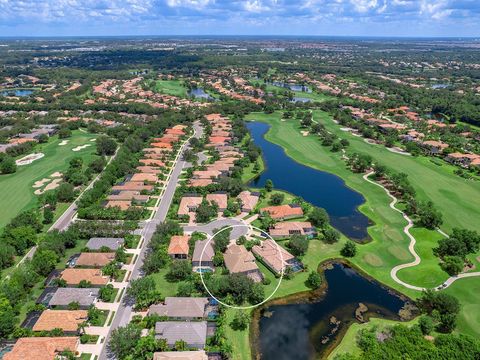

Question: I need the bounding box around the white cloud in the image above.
[244,0,270,13]
[350,0,378,13]
[166,0,214,8]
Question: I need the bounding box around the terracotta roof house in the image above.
[260,204,304,220]
[105,200,131,211]
[421,140,449,154]
[208,136,230,146]
[223,244,263,282]
[107,191,149,203]
[48,288,100,308]
[178,195,203,216]
[4,337,79,360]
[252,239,301,275]
[86,237,125,251]
[189,178,214,187]
[165,128,186,136]
[112,181,153,192]
[141,158,166,167]
[148,297,209,320]
[237,191,260,212]
[168,235,190,259]
[151,142,173,149]
[192,240,215,272]
[269,221,316,239]
[60,269,109,287]
[32,310,88,332]
[206,193,228,211]
[75,252,115,267]
[136,166,162,174]
[153,351,208,360]
[131,173,158,183]
[192,170,222,179]
[155,321,207,349]
[445,152,480,168]
[378,123,407,133]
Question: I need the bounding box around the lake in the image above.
[188,87,215,100]
[270,81,312,93]
[247,121,370,241]
[0,89,34,97]
[256,262,408,360]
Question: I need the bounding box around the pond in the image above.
[256,262,408,360]
[0,89,34,97]
[292,97,312,103]
[188,87,215,100]
[270,81,312,93]
[247,121,370,241]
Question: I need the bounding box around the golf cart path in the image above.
[363,171,480,292]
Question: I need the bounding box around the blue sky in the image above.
[0,0,479,37]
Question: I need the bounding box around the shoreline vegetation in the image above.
[234,110,480,359]
[249,259,415,360]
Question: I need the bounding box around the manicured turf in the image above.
[0,130,98,229]
[445,277,480,338]
[153,79,187,97]
[243,111,480,338]
[396,228,450,288]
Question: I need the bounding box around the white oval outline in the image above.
[199,224,284,310]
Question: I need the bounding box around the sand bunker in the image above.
[364,138,379,145]
[72,144,91,152]
[44,178,62,191]
[300,130,310,136]
[59,140,69,146]
[387,147,411,156]
[34,178,62,195]
[340,127,354,132]
[16,153,44,166]
[90,138,96,142]
[50,172,62,178]
[33,178,51,188]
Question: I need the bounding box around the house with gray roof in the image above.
[192,240,215,273]
[86,237,125,251]
[48,288,100,309]
[155,321,207,349]
[148,297,209,320]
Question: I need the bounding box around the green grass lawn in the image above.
[153,79,187,97]
[396,228,449,288]
[0,130,98,229]
[328,317,419,359]
[147,269,185,297]
[241,156,265,183]
[243,110,480,338]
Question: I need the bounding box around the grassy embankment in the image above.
[241,111,480,343]
[0,130,98,230]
